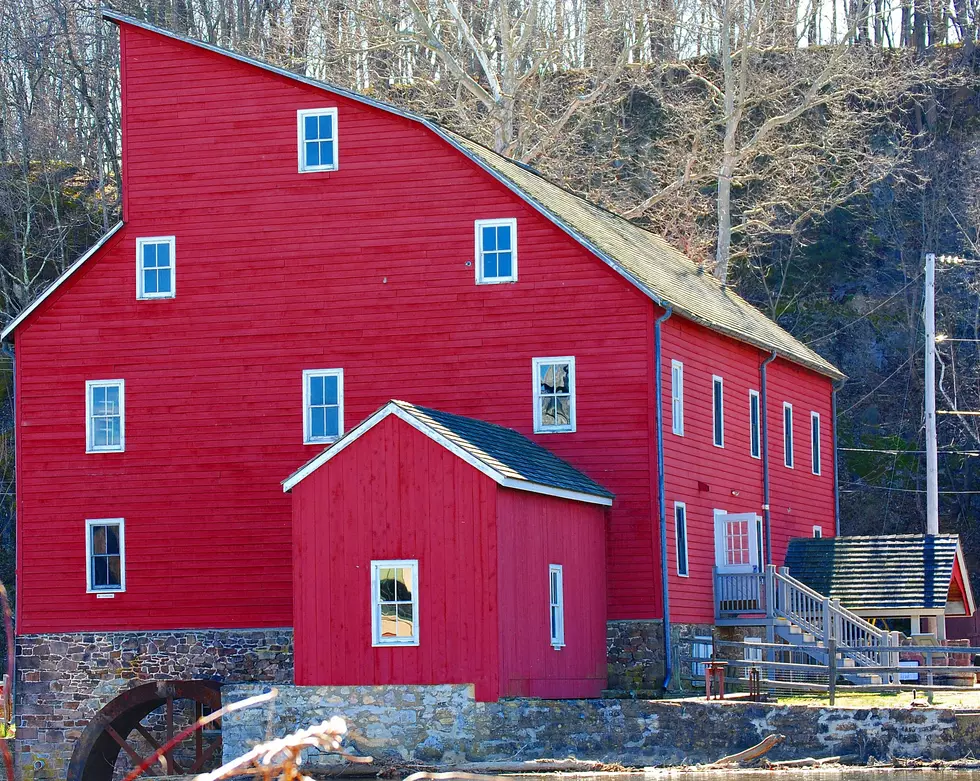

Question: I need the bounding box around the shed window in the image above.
[549,564,565,649]
[371,560,418,646]
[749,390,761,459]
[475,219,517,283]
[136,237,175,299]
[86,380,125,453]
[712,376,724,447]
[303,369,344,444]
[671,360,684,436]
[675,502,689,577]
[86,518,125,593]
[811,411,821,475]
[298,108,338,172]
[783,403,794,468]
[533,357,575,433]
[813,525,823,538]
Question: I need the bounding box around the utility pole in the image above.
[924,252,939,535]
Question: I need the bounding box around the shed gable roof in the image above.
[3,9,843,382]
[784,534,975,615]
[282,400,615,506]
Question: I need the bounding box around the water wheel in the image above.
[67,680,223,781]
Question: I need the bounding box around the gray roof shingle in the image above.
[784,534,963,611]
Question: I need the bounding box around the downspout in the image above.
[760,350,777,566]
[654,305,673,691]
[832,379,845,537]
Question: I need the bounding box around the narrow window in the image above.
[475,218,518,284]
[303,369,344,444]
[371,560,418,646]
[86,519,125,593]
[783,403,794,468]
[749,390,761,459]
[86,380,125,453]
[756,515,765,569]
[136,237,175,300]
[811,411,821,475]
[712,376,724,447]
[692,635,713,678]
[675,502,689,577]
[298,108,338,172]
[533,357,575,433]
[671,360,684,436]
[813,525,823,538]
[549,564,565,649]
[743,637,762,678]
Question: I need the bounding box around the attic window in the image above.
[303,369,344,444]
[475,219,517,284]
[136,237,175,300]
[298,108,338,172]
[533,357,575,433]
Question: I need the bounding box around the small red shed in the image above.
[283,400,612,701]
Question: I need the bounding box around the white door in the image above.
[714,511,761,573]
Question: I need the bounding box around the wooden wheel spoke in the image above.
[188,737,221,774]
[104,724,160,777]
[133,723,186,775]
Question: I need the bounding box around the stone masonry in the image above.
[15,629,293,781]
[606,620,714,694]
[223,682,980,767]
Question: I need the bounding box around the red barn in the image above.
[3,9,848,777]
[284,400,610,700]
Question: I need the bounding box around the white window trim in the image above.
[474,218,518,284]
[749,389,761,459]
[297,107,339,173]
[533,356,576,434]
[813,525,823,538]
[674,501,689,577]
[783,402,794,468]
[302,369,344,445]
[549,564,565,649]
[85,518,126,594]
[85,379,125,453]
[712,375,725,448]
[371,559,419,647]
[811,411,821,475]
[135,236,176,300]
[671,360,684,436]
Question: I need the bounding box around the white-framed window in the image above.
[549,564,565,649]
[671,360,684,436]
[811,411,821,475]
[712,375,724,447]
[371,559,418,646]
[86,380,125,453]
[675,502,689,577]
[533,357,575,433]
[86,518,125,593]
[692,635,713,678]
[136,237,175,300]
[298,108,338,172]
[813,525,823,538]
[749,389,761,459]
[783,402,794,468]
[303,369,344,444]
[475,218,517,284]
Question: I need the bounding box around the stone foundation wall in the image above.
[14,628,293,781]
[606,620,714,694]
[222,682,980,767]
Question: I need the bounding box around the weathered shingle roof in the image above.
[785,534,965,612]
[283,400,614,505]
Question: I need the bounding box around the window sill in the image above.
[534,427,576,435]
[88,589,124,596]
[86,447,125,454]
[299,166,338,174]
[372,640,419,648]
[551,643,565,651]
[304,437,341,446]
[137,294,175,301]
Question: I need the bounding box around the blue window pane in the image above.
[323,376,338,405]
[483,255,498,279]
[497,225,511,250]
[325,406,339,436]
[156,243,170,266]
[143,243,156,268]
[309,377,324,406]
[306,141,320,167]
[109,417,120,445]
[311,406,326,438]
[157,270,171,294]
[482,226,496,251]
[318,140,334,167]
[305,115,318,140]
[319,114,333,139]
[144,269,157,294]
[497,252,512,278]
[105,387,119,413]
[93,386,106,408]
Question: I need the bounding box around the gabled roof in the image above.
[785,534,975,615]
[0,8,841,382]
[282,400,614,506]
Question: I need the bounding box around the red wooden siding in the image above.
[495,489,607,698]
[291,415,501,700]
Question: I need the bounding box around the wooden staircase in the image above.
[715,564,901,684]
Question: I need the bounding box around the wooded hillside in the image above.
[1,0,979,592]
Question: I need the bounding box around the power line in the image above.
[805,274,922,347]
[937,410,980,416]
[840,447,980,456]
[842,483,980,495]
